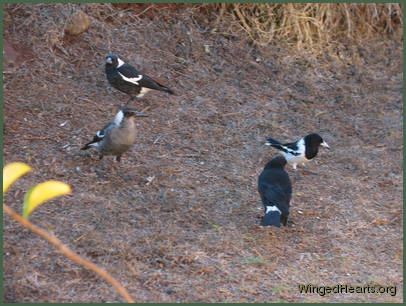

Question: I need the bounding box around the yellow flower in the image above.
[3,162,32,193]
[23,181,72,218]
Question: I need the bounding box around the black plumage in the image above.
[258,156,292,227]
[105,54,174,102]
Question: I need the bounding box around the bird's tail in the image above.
[81,142,95,150]
[261,210,281,227]
[265,137,283,148]
[161,86,175,95]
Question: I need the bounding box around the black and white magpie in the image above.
[105,54,175,102]
[265,133,330,170]
[81,108,148,162]
[258,155,292,227]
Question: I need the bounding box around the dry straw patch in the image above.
[210,3,402,48]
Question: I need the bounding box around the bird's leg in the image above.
[99,154,104,160]
[116,155,121,162]
[125,95,136,106]
[281,215,288,226]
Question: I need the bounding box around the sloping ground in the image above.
[3,4,403,302]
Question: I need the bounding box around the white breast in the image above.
[282,138,308,166]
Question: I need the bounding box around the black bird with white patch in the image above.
[81,108,148,162]
[105,54,175,102]
[258,155,292,227]
[265,133,330,170]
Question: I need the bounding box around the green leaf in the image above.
[240,256,264,264]
[23,186,35,218]
[211,223,222,231]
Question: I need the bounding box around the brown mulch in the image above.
[3,3,403,303]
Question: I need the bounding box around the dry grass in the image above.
[3,3,403,303]
[208,3,403,48]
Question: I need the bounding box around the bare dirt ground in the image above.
[3,4,403,303]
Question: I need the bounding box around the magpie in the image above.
[265,133,330,170]
[258,156,292,227]
[81,108,148,162]
[105,54,175,103]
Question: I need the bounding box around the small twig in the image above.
[3,204,135,303]
[77,97,104,112]
[4,135,64,144]
[140,106,150,113]
[153,135,162,144]
[174,154,200,158]
[133,4,154,18]
[222,112,241,117]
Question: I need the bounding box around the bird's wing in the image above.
[96,121,115,139]
[117,64,167,90]
[265,137,282,146]
[118,63,173,92]
[137,73,172,91]
[82,121,114,149]
[117,63,143,78]
[259,182,290,215]
[266,137,296,155]
[279,141,301,156]
[116,64,145,86]
[266,137,301,156]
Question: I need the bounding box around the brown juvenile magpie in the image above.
[81,108,148,162]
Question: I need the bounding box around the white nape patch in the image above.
[266,205,281,214]
[137,87,151,97]
[113,110,124,126]
[118,72,143,85]
[117,57,125,68]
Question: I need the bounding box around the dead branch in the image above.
[3,204,135,303]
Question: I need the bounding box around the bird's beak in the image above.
[321,141,330,149]
[134,111,149,117]
[106,57,113,64]
[264,141,271,146]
